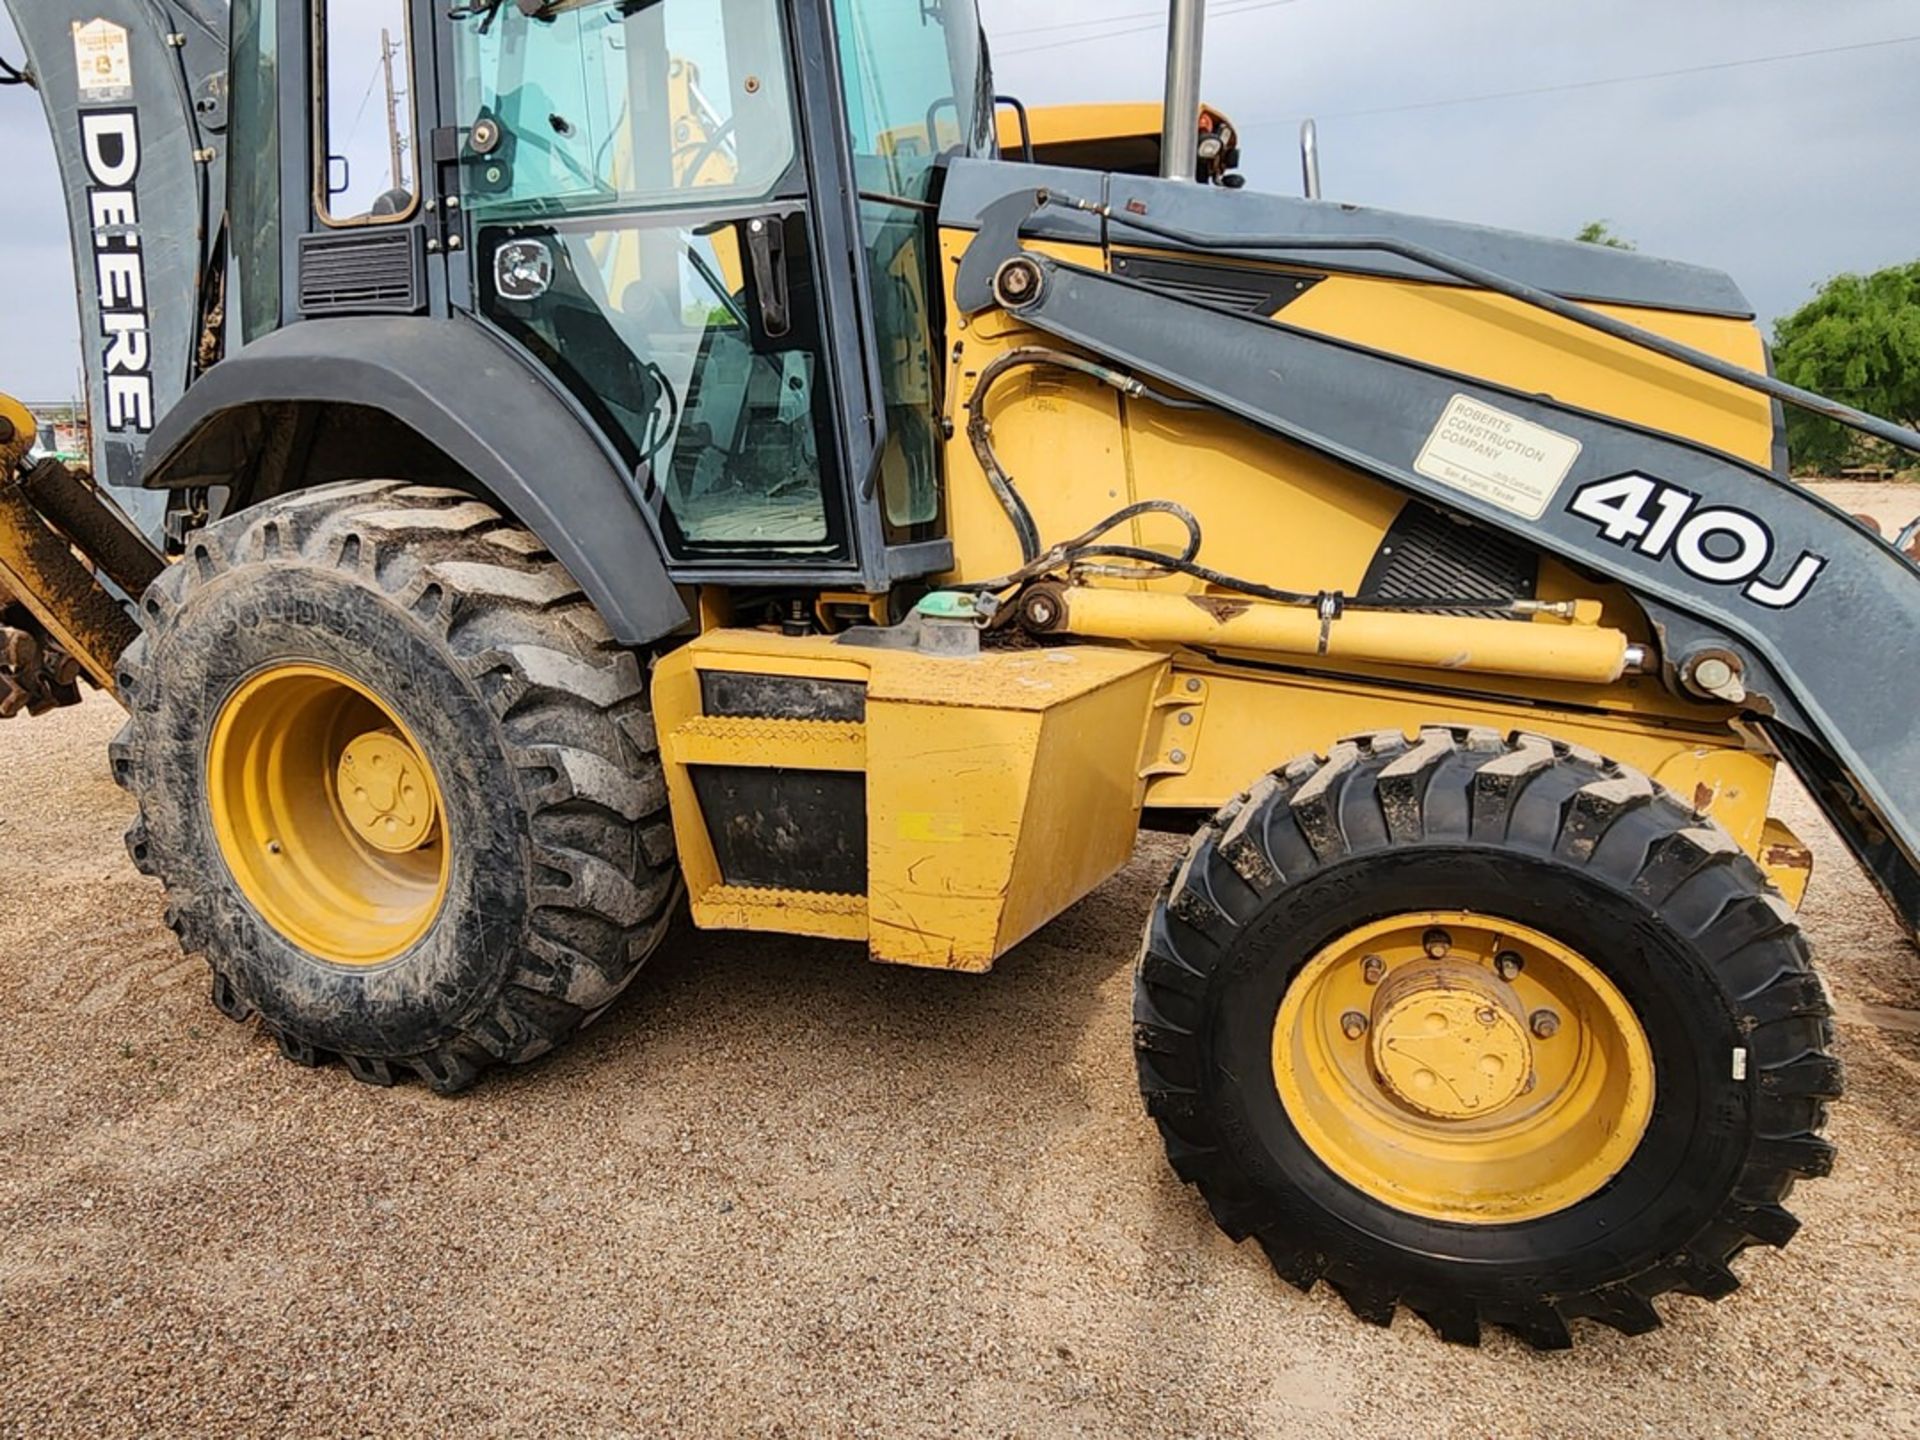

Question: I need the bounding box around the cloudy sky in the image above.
[1,0,1914,399]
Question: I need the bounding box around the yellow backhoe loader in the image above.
[2,0,1915,1348]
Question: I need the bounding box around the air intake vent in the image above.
[298,228,425,316]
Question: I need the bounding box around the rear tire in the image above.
[111,481,680,1092]
[1134,725,1841,1347]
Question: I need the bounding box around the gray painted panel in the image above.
[3,0,228,540]
[940,158,1754,319]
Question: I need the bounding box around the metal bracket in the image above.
[1139,674,1208,778]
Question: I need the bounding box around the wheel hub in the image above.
[337,729,439,854]
[1271,911,1655,1224]
[1368,961,1532,1120]
[206,663,450,966]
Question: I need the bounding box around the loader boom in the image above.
[953,178,1920,926]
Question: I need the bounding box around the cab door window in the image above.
[455,0,796,213]
[314,0,419,224]
[457,0,847,563]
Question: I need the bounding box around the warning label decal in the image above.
[72,18,133,103]
[1414,394,1582,521]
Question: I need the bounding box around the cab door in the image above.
[449,0,914,586]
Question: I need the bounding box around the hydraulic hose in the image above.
[961,351,1571,618]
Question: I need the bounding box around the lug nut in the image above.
[1361,953,1386,985]
[1530,1009,1561,1039]
[1340,1011,1369,1041]
[1422,927,1452,959]
[1494,950,1525,981]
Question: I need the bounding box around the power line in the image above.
[342,54,384,151]
[1000,0,1297,57]
[998,0,1299,58]
[1312,32,1920,121]
[995,0,1290,41]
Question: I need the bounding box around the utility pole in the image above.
[380,28,408,194]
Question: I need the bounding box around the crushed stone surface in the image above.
[1,485,1915,1438]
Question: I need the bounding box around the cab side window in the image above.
[314,0,418,225]
[832,0,987,537]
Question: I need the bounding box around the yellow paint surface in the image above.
[654,631,1166,970]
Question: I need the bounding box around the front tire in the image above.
[1134,726,1841,1347]
[112,481,679,1091]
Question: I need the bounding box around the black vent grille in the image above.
[298,228,425,316]
[1358,502,1539,617]
[1111,253,1322,315]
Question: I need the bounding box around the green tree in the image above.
[1773,261,1920,474]
[1575,220,1635,251]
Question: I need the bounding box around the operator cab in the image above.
[260,0,993,592]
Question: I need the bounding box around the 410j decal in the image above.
[1567,473,1826,609]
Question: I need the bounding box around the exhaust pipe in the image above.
[1160,0,1206,181]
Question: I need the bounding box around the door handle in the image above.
[745,215,790,339]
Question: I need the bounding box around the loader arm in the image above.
[955,183,1920,931]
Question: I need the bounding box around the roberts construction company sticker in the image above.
[72,18,133,103]
[1414,394,1582,520]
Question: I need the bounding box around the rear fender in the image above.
[142,316,689,646]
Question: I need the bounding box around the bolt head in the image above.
[1529,1009,1561,1039]
[1494,950,1525,981]
[1340,1011,1369,1040]
[1178,712,1194,726]
[1360,953,1386,985]
[1422,927,1452,959]
[1168,749,1187,765]
[1185,678,1202,693]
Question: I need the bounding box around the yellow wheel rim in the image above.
[207,663,450,966]
[1272,911,1654,1224]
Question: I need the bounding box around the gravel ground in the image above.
[1,485,1916,1438]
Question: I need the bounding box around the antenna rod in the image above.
[1160,0,1205,181]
